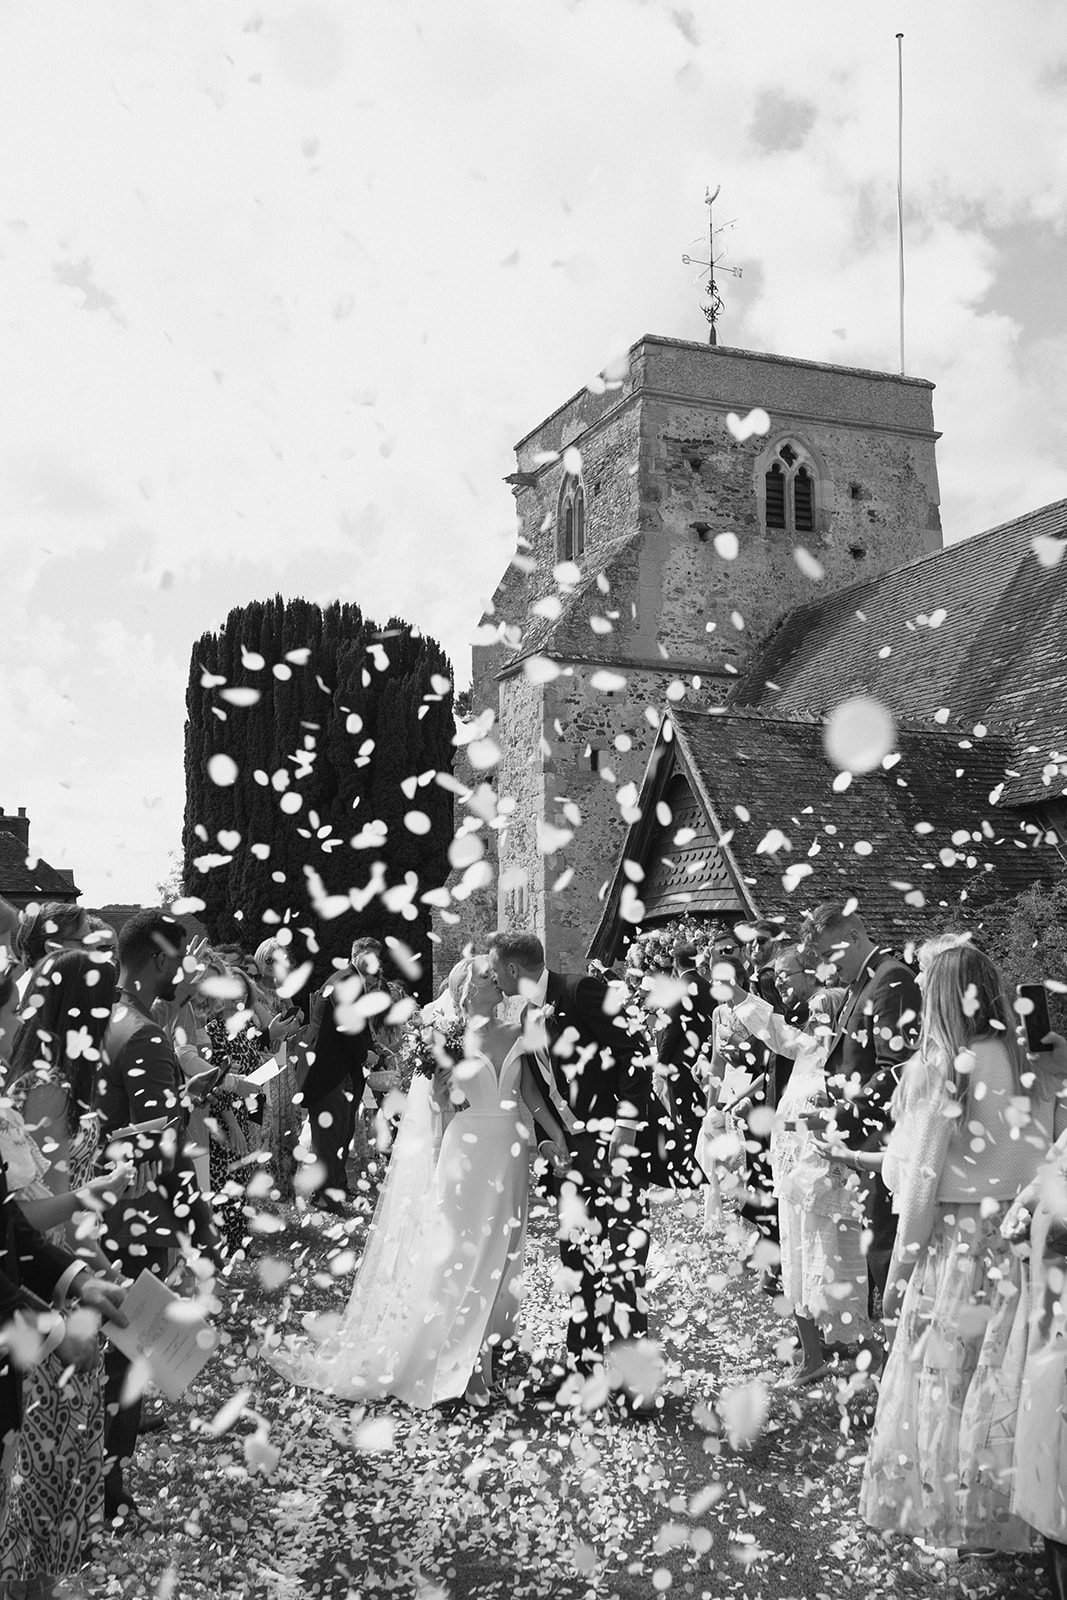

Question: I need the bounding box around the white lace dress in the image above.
[271,1038,532,1407]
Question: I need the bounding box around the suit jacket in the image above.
[1,1163,77,1439]
[539,970,644,1131]
[299,966,374,1104]
[657,970,716,1134]
[99,991,204,1250]
[823,950,921,1150]
[538,971,702,1188]
[753,965,797,1109]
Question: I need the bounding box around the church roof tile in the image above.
[731,497,1067,805]
[588,706,1061,960]
[670,706,1059,937]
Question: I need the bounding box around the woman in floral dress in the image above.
[192,955,267,1257]
[860,942,1064,1551]
[251,938,305,1200]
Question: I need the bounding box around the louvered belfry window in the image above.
[793,466,814,532]
[765,442,817,535]
[765,463,786,529]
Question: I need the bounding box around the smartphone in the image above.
[1017,982,1053,1053]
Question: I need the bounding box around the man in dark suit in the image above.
[656,941,716,1161]
[297,936,382,1212]
[800,902,921,1313]
[488,931,650,1388]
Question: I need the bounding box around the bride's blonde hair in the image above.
[453,955,491,1020]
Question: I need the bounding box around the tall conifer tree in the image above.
[183,597,453,995]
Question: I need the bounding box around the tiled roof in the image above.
[588,706,1062,960]
[499,531,643,673]
[672,707,1060,934]
[730,497,1067,804]
[0,831,80,901]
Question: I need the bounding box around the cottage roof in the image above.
[0,830,80,902]
[731,496,1067,805]
[588,706,1061,961]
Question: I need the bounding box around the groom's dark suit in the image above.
[530,969,650,1369]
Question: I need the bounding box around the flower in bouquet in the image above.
[399,1016,466,1080]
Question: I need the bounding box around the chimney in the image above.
[0,807,30,850]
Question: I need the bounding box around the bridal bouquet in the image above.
[399,1016,466,1080]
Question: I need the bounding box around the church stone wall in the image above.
[495,668,549,941]
[497,662,727,973]
[643,400,942,669]
[512,397,644,604]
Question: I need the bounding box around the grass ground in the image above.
[81,1184,1051,1600]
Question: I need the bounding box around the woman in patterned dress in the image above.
[0,949,131,1581]
[251,938,305,1201]
[194,959,268,1256]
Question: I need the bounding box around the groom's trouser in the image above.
[558,1132,650,1370]
[306,1077,358,1199]
[863,1169,897,1318]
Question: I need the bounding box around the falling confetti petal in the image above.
[823,694,896,773]
[725,407,771,440]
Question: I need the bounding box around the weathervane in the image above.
[681,185,743,345]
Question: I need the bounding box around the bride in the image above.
[270,954,569,1407]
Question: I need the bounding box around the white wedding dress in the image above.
[270,1037,532,1407]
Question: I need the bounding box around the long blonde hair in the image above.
[895,940,1025,1127]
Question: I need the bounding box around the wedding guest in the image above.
[252,936,305,1200]
[724,952,868,1386]
[800,902,921,1312]
[0,967,130,1566]
[15,902,91,999]
[749,921,796,1110]
[298,936,382,1212]
[1004,1125,1067,1597]
[357,938,410,1121]
[0,899,20,979]
[656,942,716,1166]
[860,941,1061,1551]
[98,909,218,1529]
[706,930,778,1266]
[206,956,273,1254]
[0,951,131,1581]
[746,919,790,998]
[85,915,118,960]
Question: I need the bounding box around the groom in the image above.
[487,931,649,1389]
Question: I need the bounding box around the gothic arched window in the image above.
[558,476,586,563]
[763,440,819,535]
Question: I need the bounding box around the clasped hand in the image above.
[536,1139,570,1175]
[56,1276,131,1373]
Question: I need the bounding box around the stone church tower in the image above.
[448,334,941,974]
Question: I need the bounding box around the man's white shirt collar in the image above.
[528,968,549,1009]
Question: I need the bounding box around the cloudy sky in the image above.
[2,0,1065,907]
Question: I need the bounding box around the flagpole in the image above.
[896,31,905,375]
